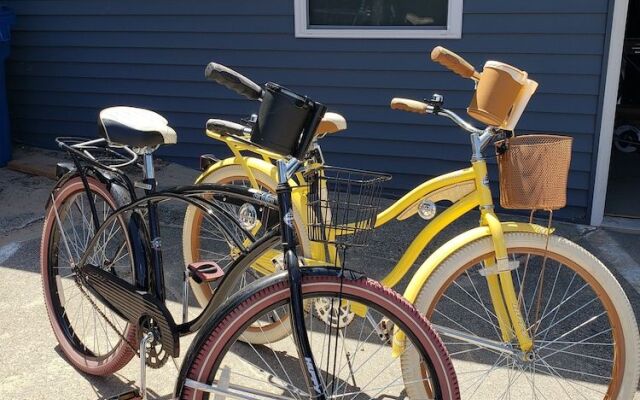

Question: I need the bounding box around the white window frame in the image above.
[294,0,463,39]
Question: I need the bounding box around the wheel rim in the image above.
[426,246,623,399]
[46,187,134,360]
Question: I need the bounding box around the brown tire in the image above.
[177,274,459,399]
[41,177,137,376]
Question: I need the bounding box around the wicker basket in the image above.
[496,134,573,210]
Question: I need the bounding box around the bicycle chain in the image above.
[74,278,139,356]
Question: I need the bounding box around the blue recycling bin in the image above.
[0,7,15,167]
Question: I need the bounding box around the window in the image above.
[295,0,462,39]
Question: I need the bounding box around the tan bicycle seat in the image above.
[316,112,347,136]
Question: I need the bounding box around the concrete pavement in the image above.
[0,145,639,399]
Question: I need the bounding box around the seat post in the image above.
[139,148,166,301]
[142,151,155,187]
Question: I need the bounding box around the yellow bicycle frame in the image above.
[199,129,538,352]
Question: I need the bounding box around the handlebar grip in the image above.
[390,98,430,114]
[206,119,251,136]
[205,63,263,100]
[430,46,480,80]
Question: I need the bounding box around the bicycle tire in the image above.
[401,232,640,399]
[41,177,137,376]
[176,271,459,399]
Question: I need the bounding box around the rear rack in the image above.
[56,137,139,171]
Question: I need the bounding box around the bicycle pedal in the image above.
[105,389,141,400]
[187,261,225,284]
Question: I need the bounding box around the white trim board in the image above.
[591,0,630,226]
[294,0,463,39]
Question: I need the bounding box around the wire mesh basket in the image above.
[305,166,391,247]
[496,134,573,210]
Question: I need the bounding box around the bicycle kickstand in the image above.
[106,331,154,400]
[138,331,154,400]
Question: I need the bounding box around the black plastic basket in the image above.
[306,166,391,247]
[251,82,323,157]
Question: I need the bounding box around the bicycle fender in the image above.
[127,210,152,291]
[45,168,79,210]
[403,221,551,304]
[391,221,552,357]
[195,156,278,186]
[45,165,129,210]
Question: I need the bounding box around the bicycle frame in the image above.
[58,125,332,397]
[57,140,282,337]
[201,128,536,352]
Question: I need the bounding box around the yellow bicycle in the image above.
[183,48,640,399]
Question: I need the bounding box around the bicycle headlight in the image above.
[417,199,437,220]
[238,203,258,230]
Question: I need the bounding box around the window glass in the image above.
[308,0,448,28]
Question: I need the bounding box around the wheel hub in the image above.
[314,297,355,328]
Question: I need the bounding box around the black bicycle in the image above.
[41,67,458,399]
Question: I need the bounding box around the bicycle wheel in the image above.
[41,177,137,376]
[183,165,309,344]
[402,232,640,399]
[176,272,459,399]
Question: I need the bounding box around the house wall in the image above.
[4,0,610,221]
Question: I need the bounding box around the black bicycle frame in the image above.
[65,142,277,306]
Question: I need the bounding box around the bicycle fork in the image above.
[277,159,327,400]
[479,217,533,353]
[474,160,534,354]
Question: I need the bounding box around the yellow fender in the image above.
[196,156,277,186]
[392,221,551,357]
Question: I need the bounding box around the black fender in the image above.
[127,210,152,291]
[47,163,150,291]
[45,163,133,210]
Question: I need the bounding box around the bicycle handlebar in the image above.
[205,63,263,100]
[206,119,252,136]
[390,97,484,135]
[431,46,481,81]
[437,108,484,135]
[390,98,433,114]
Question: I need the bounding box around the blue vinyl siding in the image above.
[4,0,611,221]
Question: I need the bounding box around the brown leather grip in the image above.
[390,98,430,114]
[431,46,479,80]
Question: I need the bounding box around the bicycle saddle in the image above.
[316,112,346,136]
[206,112,347,137]
[98,106,177,148]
